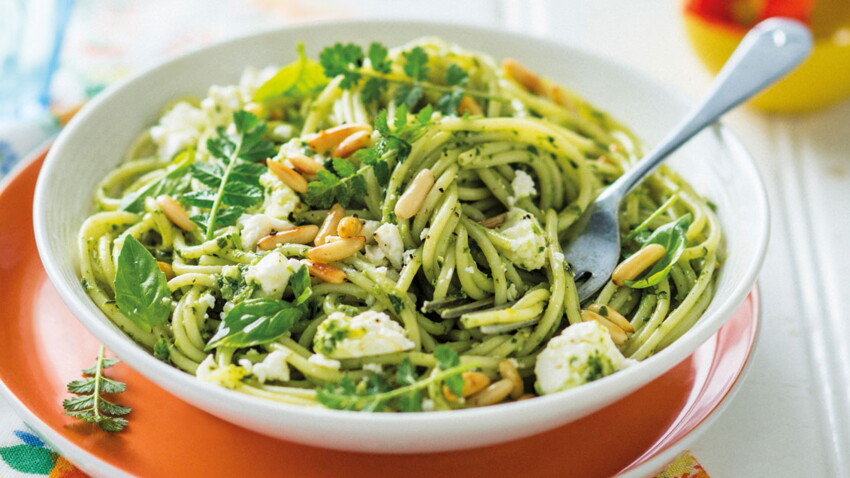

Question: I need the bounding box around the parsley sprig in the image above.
[182,111,276,240]
[319,42,495,113]
[316,346,473,412]
[304,105,432,209]
[62,346,131,432]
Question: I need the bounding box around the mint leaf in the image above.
[253,42,329,101]
[206,298,302,350]
[114,236,170,333]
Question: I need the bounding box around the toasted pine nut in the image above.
[307,124,371,153]
[287,153,324,175]
[479,212,508,229]
[307,236,365,263]
[157,261,175,280]
[458,96,483,116]
[587,304,635,333]
[498,360,524,399]
[611,243,666,286]
[394,169,434,219]
[467,379,514,407]
[332,130,371,158]
[581,310,628,345]
[315,204,345,246]
[443,371,492,402]
[304,261,346,284]
[267,159,308,193]
[518,394,536,401]
[243,101,265,118]
[337,216,362,239]
[155,195,196,232]
[547,85,576,111]
[503,59,546,96]
[257,225,319,250]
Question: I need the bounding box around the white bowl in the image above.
[33,20,768,453]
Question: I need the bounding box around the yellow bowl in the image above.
[683,13,850,113]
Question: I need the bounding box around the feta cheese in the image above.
[313,310,414,359]
[307,354,342,370]
[238,213,293,249]
[490,208,547,270]
[244,251,300,299]
[361,220,381,244]
[196,354,247,389]
[511,170,537,200]
[251,350,293,383]
[374,223,404,269]
[259,172,301,220]
[534,321,635,395]
[149,102,207,159]
[362,363,383,374]
[363,244,388,266]
[201,85,244,127]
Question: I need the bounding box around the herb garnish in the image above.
[316,346,473,411]
[625,213,693,289]
[205,298,303,350]
[119,149,194,213]
[63,346,131,432]
[182,111,276,239]
[253,42,328,102]
[114,235,171,332]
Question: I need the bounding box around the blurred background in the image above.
[1,0,849,476]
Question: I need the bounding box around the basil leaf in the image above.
[205,298,302,350]
[625,213,693,289]
[434,345,464,397]
[254,42,329,102]
[113,235,171,332]
[119,150,193,213]
[290,265,312,306]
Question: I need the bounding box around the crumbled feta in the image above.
[361,220,381,244]
[402,249,416,265]
[201,85,244,127]
[259,172,301,220]
[422,398,436,411]
[251,350,293,383]
[534,321,635,395]
[364,244,388,266]
[511,170,537,201]
[490,208,547,270]
[238,65,279,99]
[149,102,207,159]
[196,354,247,389]
[362,363,383,374]
[244,251,300,299]
[239,213,293,249]
[313,310,414,359]
[374,223,404,269]
[307,354,342,370]
[199,293,216,310]
[507,283,519,301]
[419,227,430,240]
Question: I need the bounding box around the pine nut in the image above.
[332,130,371,158]
[499,359,524,399]
[581,310,628,345]
[458,96,483,116]
[243,102,265,118]
[287,153,325,176]
[257,225,319,250]
[155,195,196,232]
[307,236,365,263]
[479,212,508,229]
[157,261,175,280]
[467,379,514,407]
[267,159,308,193]
[304,261,346,284]
[611,243,666,286]
[443,371,492,402]
[315,204,345,246]
[394,169,434,219]
[587,304,635,333]
[503,59,546,96]
[337,216,362,239]
[307,124,371,153]
[518,394,535,401]
[547,85,576,111]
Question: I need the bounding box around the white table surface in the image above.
[352,0,850,475]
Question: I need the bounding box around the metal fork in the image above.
[564,18,812,301]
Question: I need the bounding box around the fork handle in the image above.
[598,17,812,202]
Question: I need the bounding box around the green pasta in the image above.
[78,38,722,412]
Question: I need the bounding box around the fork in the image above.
[565,17,812,301]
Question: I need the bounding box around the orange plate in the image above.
[0,150,759,478]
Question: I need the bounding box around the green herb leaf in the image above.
[253,42,329,101]
[394,83,423,109]
[445,64,468,87]
[62,346,131,432]
[319,43,365,89]
[625,213,693,289]
[367,42,392,74]
[437,88,464,115]
[331,158,358,178]
[402,46,429,81]
[290,265,312,306]
[360,77,386,104]
[153,337,171,362]
[119,149,194,213]
[206,298,303,350]
[113,235,170,333]
[435,345,464,397]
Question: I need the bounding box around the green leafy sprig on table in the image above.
[316,346,472,412]
[303,104,433,209]
[319,42,477,113]
[180,110,277,240]
[63,346,131,432]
